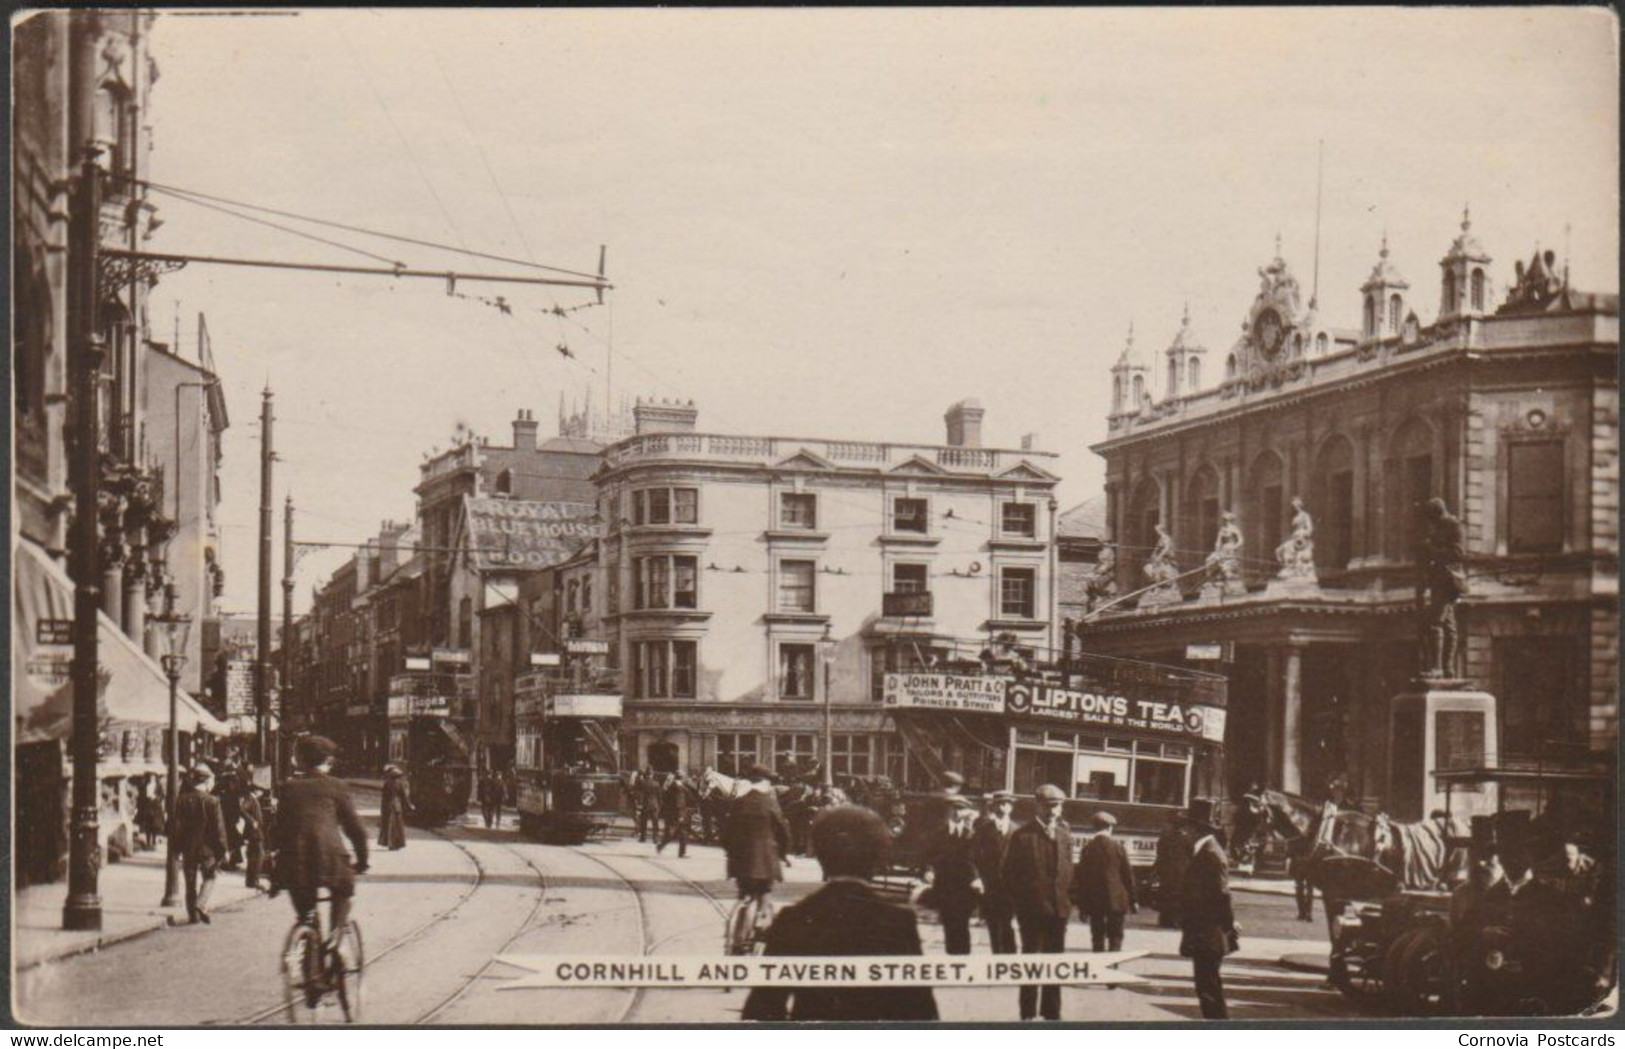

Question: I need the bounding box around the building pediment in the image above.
[887,455,949,477]
[997,460,1060,483]
[773,450,837,471]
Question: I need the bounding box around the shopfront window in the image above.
[717,733,757,777]
[831,734,871,778]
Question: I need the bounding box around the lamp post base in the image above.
[62,895,103,932]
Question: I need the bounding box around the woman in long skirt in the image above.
[379,765,412,850]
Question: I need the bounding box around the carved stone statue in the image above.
[1140,524,1181,605]
[1201,511,1245,597]
[1417,498,1468,678]
[1084,543,1118,612]
[1275,496,1318,581]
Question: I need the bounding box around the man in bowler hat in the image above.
[1179,798,1237,1019]
[1073,811,1138,952]
[1001,784,1074,1020]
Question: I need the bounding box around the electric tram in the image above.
[514,650,624,844]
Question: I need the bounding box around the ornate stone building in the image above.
[1086,215,1617,814]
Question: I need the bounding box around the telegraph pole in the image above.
[256,388,275,768]
[283,494,295,754]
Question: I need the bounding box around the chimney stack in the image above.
[944,399,985,448]
[1020,433,1038,451]
[633,397,699,435]
[512,408,538,451]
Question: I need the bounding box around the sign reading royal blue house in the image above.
[464,497,601,572]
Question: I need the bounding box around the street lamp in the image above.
[151,584,191,909]
[820,623,837,789]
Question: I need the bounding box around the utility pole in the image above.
[283,495,295,752]
[256,388,275,768]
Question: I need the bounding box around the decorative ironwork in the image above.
[97,252,187,296]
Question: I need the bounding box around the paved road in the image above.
[14,785,1356,1025]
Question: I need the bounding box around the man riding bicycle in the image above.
[722,764,790,932]
[272,735,370,945]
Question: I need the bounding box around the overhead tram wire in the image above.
[123,177,604,282]
[144,185,405,268]
[429,48,539,267]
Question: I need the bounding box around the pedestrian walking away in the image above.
[273,735,371,945]
[921,794,981,955]
[1073,811,1138,952]
[1178,798,1237,1020]
[723,764,790,899]
[170,764,229,923]
[657,771,695,858]
[973,790,1020,955]
[479,768,504,830]
[379,764,412,850]
[743,806,938,1021]
[1001,784,1074,1020]
[238,777,267,891]
[217,766,244,871]
[637,766,664,843]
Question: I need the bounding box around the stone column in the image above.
[1280,642,1305,794]
[1263,646,1282,785]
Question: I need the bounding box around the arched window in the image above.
[1388,294,1403,332]
[1470,268,1486,311]
[1442,270,1457,313]
[1247,452,1286,581]
[495,468,512,495]
[1383,419,1434,560]
[1168,357,1180,398]
[1187,357,1202,389]
[1363,295,1377,337]
[1293,333,1304,356]
[1112,375,1123,410]
[1131,374,1145,407]
[1182,465,1221,558]
[1128,476,1162,588]
[1225,354,1238,381]
[1312,436,1356,571]
[1315,333,1329,356]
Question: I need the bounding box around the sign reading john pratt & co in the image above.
[885,673,1224,741]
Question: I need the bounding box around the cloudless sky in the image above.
[138,8,1619,614]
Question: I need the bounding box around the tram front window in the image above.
[1132,759,1187,806]
[1074,754,1130,802]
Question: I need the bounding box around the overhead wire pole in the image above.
[283,494,296,763]
[257,388,275,770]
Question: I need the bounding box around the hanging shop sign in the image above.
[882,673,1007,714]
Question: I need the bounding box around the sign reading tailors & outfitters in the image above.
[885,673,1224,741]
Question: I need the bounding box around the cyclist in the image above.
[272,735,370,948]
[721,763,789,948]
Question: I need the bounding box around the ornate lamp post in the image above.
[151,584,190,908]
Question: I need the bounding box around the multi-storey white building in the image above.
[590,398,1062,782]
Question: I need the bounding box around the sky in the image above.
[136,8,1620,615]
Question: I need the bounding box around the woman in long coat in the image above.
[379,765,412,850]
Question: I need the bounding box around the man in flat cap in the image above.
[974,790,1021,954]
[273,735,369,950]
[1073,811,1138,953]
[743,806,938,1021]
[922,794,982,955]
[1002,784,1074,1020]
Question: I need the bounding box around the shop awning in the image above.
[13,542,229,744]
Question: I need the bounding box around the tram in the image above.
[514,659,624,844]
[881,636,1228,883]
[385,669,476,826]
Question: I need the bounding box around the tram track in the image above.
[557,843,656,1024]
[230,813,488,1026]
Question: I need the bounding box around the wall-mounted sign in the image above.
[37,618,73,646]
[464,497,600,573]
[550,694,623,719]
[564,639,610,656]
[530,653,563,667]
[404,656,432,671]
[432,648,471,666]
[388,695,451,718]
[1185,643,1226,662]
[225,660,256,717]
[882,673,1006,714]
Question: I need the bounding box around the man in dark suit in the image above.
[923,795,981,955]
[723,764,790,902]
[1002,784,1074,1020]
[1178,798,1237,1019]
[1154,817,1194,928]
[743,806,937,1021]
[657,771,694,858]
[170,765,229,923]
[636,766,663,843]
[1073,811,1138,952]
[973,790,1020,954]
[272,735,370,945]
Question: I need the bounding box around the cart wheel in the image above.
[1384,925,1453,1016]
[1331,930,1388,1003]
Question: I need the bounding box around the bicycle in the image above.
[281,888,365,1023]
[726,891,775,956]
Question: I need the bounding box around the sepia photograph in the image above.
[8,6,1620,1028]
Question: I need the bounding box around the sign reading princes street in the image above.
[884,672,1225,741]
[464,496,601,573]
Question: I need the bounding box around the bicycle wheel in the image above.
[334,921,365,1023]
[725,898,755,956]
[281,923,321,1024]
[749,898,775,955]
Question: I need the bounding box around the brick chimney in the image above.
[378,520,410,576]
[512,409,538,451]
[944,399,985,448]
[632,397,699,435]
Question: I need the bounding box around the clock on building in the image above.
[1255,308,1286,359]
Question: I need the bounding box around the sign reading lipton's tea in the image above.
[464,497,601,572]
[882,673,1006,713]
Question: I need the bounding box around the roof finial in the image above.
[1127,320,1135,347]
[1182,300,1190,326]
[1274,231,1283,258]
[1461,203,1471,232]
[1380,229,1389,258]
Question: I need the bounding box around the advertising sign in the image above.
[432,648,472,666]
[564,638,611,655]
[882,673,1006,714]
[225,660,256,717]
[550,694,623,719]
[465,497,600,572]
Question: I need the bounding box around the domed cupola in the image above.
[1109,322,1151,415]
[1360,232,1410,340]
